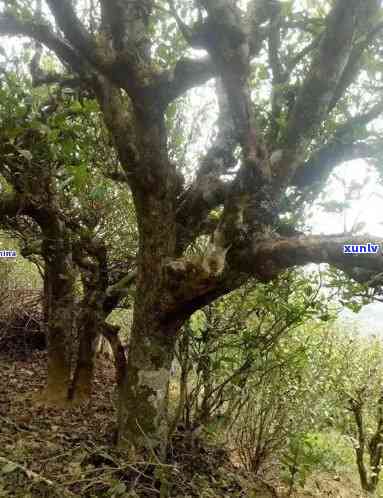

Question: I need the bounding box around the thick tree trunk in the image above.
[69,316,100,402]
[70,234,126,403]
[103,97,183,454]
[117,309,180,457]
[70,315,125,403]
[42,257,75,404]
[69,284,109,402]
[101,323,126,388]
[36,223,77,406]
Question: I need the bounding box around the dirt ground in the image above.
[0,350,120,497]
[0,348,371,498]
[0,350,251,497]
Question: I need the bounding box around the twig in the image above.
[0,456,76,497]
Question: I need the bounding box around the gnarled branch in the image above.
[277,0,361,184]
[0,12,85,73]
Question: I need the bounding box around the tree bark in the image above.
[101,322,126,388]
[69,308,125,402]
[69,251,119,402]
[41,243,76,405]
[69,310,100,402]
[117,308,180,457]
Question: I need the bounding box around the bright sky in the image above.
[308,160,383,332]
[310,160,383,238]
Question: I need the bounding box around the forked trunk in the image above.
[114,109,182,455]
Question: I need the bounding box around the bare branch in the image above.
[176,80,237,250]
[336,100,383,135]
[167,0,196,46]
[329,19,383,112]
[99,0,153,57]
[156,56,217,108]
[292,140,383,193]
[106,269,137,299]
[176,177,230,251]
[45,0,99,64]
[196,0,254,150]
[285,35,322,73]
[30,45,83,88]
[0,12,85,73]
[292,99,383,192]
[92,75,139,183]
[191,0,277,245]
[268,3,284,85]
[247,0,279,56]
[276,0,360,184]
[268,2,285,141]
[233,234,383,282]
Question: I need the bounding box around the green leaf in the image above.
[2,462,18,474]
[68,164,88,190]
[69,101,83,113]
[17,149,32,161]
[109,482,127,495]
[89,185,107,201]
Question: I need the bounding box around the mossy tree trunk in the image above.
[115,200,183,455]
[114,99,183,455]
[350,396,383,495]
[69,239,122,402]
[69,296,122,402]
[42,230,76,404]
[117,310,181,456]
[69,308,101,402]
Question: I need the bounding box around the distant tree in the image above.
[327,333,383,494]
[0,75,132,402]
